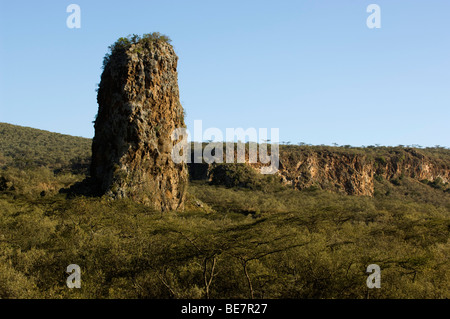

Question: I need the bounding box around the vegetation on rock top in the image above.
[102,32,172,69]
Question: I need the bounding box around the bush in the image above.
[390,178,401,186]
[209,164,284,192]
[102,32,172,69]
[429,177,445,190]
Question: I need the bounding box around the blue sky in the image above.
[0,0,449,147]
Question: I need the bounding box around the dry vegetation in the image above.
[0,123,449,298]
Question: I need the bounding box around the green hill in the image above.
[0,122,91,173]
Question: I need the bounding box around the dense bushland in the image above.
[0,123,449,298]
[0,122,90,174]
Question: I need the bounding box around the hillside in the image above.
[0,122,91,173]
[0,123,449,299]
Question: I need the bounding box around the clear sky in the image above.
[0,0,449,147]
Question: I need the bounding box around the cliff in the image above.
[188,145,450,196]
[275,149,374,195]
[91,34,187,211]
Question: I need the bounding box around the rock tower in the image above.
[91,34,187,211]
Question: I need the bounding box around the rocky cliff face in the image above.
[91,35,187,211]
[188,146,450,196]
[274,150,375,195]
[265,148,449,195]
[374,148,450,183]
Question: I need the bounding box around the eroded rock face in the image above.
[375,148,450,184]
[91,38,187,211]
[187,147,450,196]
[275,151,375,196]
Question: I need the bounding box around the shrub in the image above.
[390,178,401,186]
[209,164,283,192]
[429,177,444,190]
[102,32,172,69]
